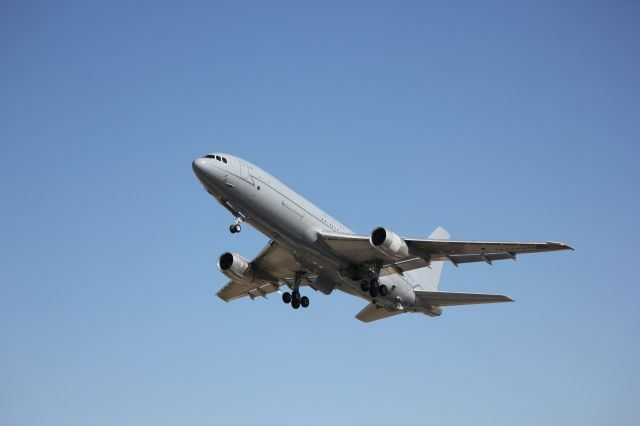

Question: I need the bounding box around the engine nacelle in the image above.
[369,227,409,261]
[217,252,256,283]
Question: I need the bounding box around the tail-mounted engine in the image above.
[217,252,256,283]
[369,227,409,261]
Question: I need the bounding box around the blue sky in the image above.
[1,1,639,425]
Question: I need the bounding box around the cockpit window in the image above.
[203,154,227,163]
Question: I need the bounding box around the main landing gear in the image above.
[360,260,388,298]
[282,272,310,310]
[360,278,388,297]
[229,217,243,234]
[282,291,309,309]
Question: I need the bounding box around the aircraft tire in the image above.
[378,285,388,296]
[282,292,292,304]
[360,280,370,292]
[369,286,378,298]
[300,296,309,308]
[291,299,300,309]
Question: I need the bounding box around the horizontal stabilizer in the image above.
[414,290,514,307]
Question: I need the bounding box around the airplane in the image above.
[192,152,573,322]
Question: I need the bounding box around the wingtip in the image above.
[547,241,575,251]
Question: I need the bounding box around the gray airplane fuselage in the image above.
[192,153,417,306]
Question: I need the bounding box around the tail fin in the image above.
[404,226,449,291]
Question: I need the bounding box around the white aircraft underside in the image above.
[193,153,573,322]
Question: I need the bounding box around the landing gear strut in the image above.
[229,217,243,234]
[281,271,310,310]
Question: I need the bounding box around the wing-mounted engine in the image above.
[369,227,409,261]
[218,252,256,283]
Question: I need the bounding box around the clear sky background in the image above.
[1,1,639,425]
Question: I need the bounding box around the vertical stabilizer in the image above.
[404,226,449,291]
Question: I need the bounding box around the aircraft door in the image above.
[240,162,250,181]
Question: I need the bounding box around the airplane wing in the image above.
[318,231,573,271]
[217,241,308,301]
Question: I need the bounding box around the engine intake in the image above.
[370,227,409,261]
[217,252,256,283]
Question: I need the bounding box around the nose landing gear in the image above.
[229,217,243,234]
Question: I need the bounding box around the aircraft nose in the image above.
[192,158,209,180]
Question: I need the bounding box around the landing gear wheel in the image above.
[369,286,378,298]
[370,277,379,287]
[378,284,388,296]
[300,296,309,308]
[292,291,301,304]
[360,280,370,292]
[229,225,236,234]
[282,292,292,304]
[232,224,241,233]
[291,298,300,309]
